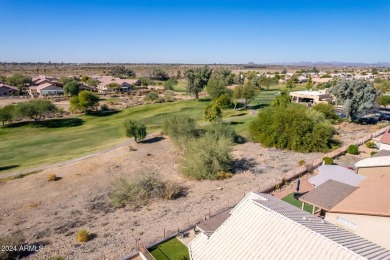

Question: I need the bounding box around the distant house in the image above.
[95,76,140,93]
[299,173,390,250]
[32,75,58,86]
[189,192,390,259]
[290,90,330,105]
[0,83,18,96]
[29,83,64,97]
[79,84,96,92]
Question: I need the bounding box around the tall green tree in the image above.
[107,82,121,92]
[206,78,231,99]
[81,76,90,83]
[124,119,147,143]
[86,78,99,87]
[306,75,313,90]
[233,82,257,108]
[15,99,57,121]
[70,90,99,113]
[7,74,32,93]
[0,105,14,125]
[271,90,291,108]
[204,102,222,122]
[286,77,296,91]
[150,68,170,81]
[64,80,81,96]
[185,66,212,100]
[328,80,378,121]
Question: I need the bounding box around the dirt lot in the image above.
[0,123,376,259]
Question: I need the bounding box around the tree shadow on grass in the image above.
[293,192,309,200]
[5,118,84,128]
[86,110,121,117]
[228,121,244,125]
[141,136,165,144]
[0,165,20,171]
[248,104,269,110]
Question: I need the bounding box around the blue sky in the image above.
[1,0,389,63]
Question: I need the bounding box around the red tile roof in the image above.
[380,129,390,145]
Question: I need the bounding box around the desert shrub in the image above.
[365,141,376,149]
[214,94,232,109]
[323,157,334,165]
[347,145,359,155]
[298,159,306,166]
[124,119,147,143]
[218,171,233,180]
[249,106,335,152]
[181,134,233,180]
[100,104,110,111]
[76,229,89,242]
[370,151,377,156]
[51,256,65,260]
[154,97,165,103]
[0,235,25,259]
[313,103,338,120]
[205,121,238,143]
[144,92,159,101]
[163,115,198,148]
[110,174,184,208]
[48,174,57,181]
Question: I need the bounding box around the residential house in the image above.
[299,173,390,250]
[0,83,18,96]
[189,192,390,259]
[95,76,140,93]
[290,90,331,105]
[32,75,58,86]
[29,83,64,97]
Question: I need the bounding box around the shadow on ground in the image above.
[141,136,166,144]
[5,118,84,128]
[0,165,20,171]
[86,110,121,117]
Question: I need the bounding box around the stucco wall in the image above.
[358,166,390,176]
[325,212,390,250]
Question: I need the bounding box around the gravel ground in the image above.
[0,123,375,259]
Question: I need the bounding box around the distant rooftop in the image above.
[290,90,328,96]
[355,156,390,168]
[309,165,366,187]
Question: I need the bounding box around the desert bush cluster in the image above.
[163,116,237,180]
[249,106,335,152]
[110,173,185,208]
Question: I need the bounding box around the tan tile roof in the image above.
[331,172,390,217]
[380,129,390,145]
[189,192,390,260]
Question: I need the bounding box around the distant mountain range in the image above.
[263,61,390,67]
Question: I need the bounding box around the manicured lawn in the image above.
[282,193,314,213]
[2,86,294,173]
[173,80,188,92]
[149,238,189,260]
[0,100,209,173]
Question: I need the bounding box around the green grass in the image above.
[1,87,290,173]
[149,238,189,260]
[173,80,188,92]
[282,193,314,213]
[0,100,209,173]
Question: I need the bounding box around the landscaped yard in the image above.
[282,193,314,213]
[149,238,189,260]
